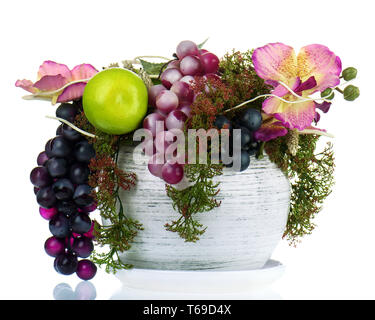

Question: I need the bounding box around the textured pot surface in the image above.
[117,145,290,271]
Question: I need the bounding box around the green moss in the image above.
[265,134,335,245]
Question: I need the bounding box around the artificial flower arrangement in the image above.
[17,40,360,280]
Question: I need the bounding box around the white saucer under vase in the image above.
[113,259,285,297]
[116,144,290,272]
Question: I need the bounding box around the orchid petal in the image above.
[314,111,321,123]
[37,60,72,80]
[57,82,86,103]
[297,44,342,92]
[300,126,334,138]
[315,101,331,113]
[71,64,98,81]
[294,76,317,93]
[272,77,301,97]
[252,42,297,83]
[15,79,38,93]
[264,79,279,87]
[254,119,288,142]
[33,74,67,91]
[271,99,316,131]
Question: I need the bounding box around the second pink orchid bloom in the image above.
[15,60,98,104]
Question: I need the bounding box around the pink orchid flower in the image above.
[252,43,341,131]
[15,60,98,104]
[254,113,331,142]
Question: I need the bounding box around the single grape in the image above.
[37,151,49,166]
[30,166,52,188]
[141,137,156,157]
[176,40,199,59]
[233,126,252,149]
[76,260,97,281]
[74,281,97,300]
[160,68,183,89]
[240,150,251,171]
[73,184,94,207]
[34,186,40,195]
[214,115,233,131]
[148,84,167,107]
[39,206,58,220]
[143,113,166,137]
[161,161,184,184]
[170,81,194,103]
[178,103,192,118]
[69,163,90,184]
[78,203,97,214]
[61,124,82,142]
[49,136,72,158]
[180,55,202,76]
[72,236,94,258]
[200,52,220,74]
[52,178,74,200]
[44,236,65,257]
[45,139,54,158]
[148,153,165,178]
[247,141,260,156]
[155,90,179,114]
[155,108,168,117]
[154,130,175,153]
[74,221,98,239]
[165,60,180,70]
[56,200,78,218]
[54,252,78,275]
[37,186,57,208]
[65,236,75,249]
[56,103,78,123]
[165,109,188,130]
[56,124,63,136]
[53,283,75,300]
[180,75,195,86]
[239,108,262,132]
[71,213,92,234]
[74,140,95,163]
[46,157,68,178]
[49,213,70,238]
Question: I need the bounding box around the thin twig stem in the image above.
[45,115,97,139]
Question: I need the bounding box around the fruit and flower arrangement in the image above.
[16,40,360,280]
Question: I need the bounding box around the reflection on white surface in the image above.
[53,281,96,300]
[111,260,284,300]
[111,286,282,300]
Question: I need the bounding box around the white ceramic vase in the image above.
[116,145,290,271]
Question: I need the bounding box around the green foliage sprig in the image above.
[74,110,142,273]
[165,163,222,242]
[265,134,335,245]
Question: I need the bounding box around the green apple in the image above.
[82,68,148,135]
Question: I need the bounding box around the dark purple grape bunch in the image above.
[144,40,220,184]
[30,101,97,280]
[214,108,263,172]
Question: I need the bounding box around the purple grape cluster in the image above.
[144,40,220,184]
[30,101,97,280]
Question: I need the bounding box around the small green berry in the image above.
[342,67,357,81]
[321,88,335,100]
[343,85,360,101]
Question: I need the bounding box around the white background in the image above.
[0,0,374,299]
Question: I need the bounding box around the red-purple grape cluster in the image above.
[30,101,97,280]
[143,40,220,184]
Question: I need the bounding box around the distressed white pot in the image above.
[117,145,290,271]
